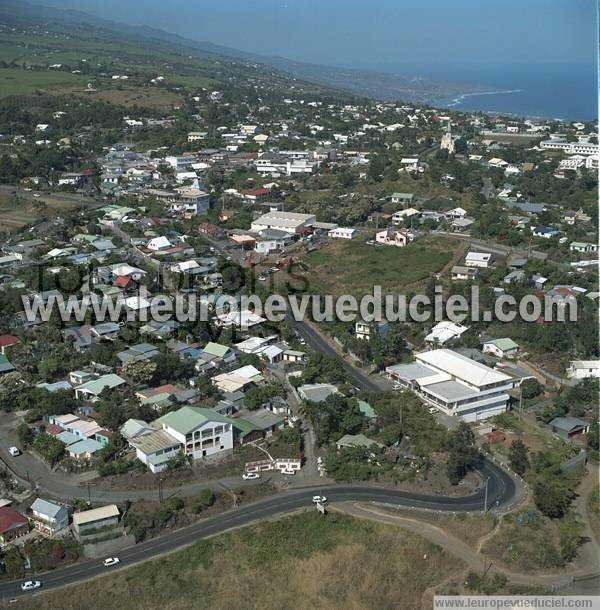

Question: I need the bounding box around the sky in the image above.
[34,0,597,70]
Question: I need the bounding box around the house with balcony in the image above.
[30,498,69,536]
[153,406,235,463]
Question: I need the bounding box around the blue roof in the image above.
[36,381,72,393]
[67,438,103,455]
[56,431,80,446]
[31,498,66,519]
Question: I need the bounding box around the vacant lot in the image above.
[0,67,87,97]
[303,235,458,298]
[29,512,462,610]
[0,192,82,233]
[55,84,184,109]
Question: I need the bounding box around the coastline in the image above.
[445,88,523,107]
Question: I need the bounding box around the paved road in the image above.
[0,458,515,601]
[292,319,382,392]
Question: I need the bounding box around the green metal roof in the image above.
[202,342,231,358]
[357,400,376,419]
[486,338,519,351]
[155,406,232,435]
[230,418,261,439]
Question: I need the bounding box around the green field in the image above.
[27,511,462,610]
[0,67,87,97]
[304,235,458,298]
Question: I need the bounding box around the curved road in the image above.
[0,457,515,601]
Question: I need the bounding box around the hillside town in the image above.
[0,6,597,604]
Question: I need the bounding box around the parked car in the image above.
[427,407,439,414]
[269,266,280,273]
[103,557,120,567]
[392,383,403,390]
[280,468,295,475]
[312,495,327,504]
[258,274,268,281]
[21,581,41,591]
[242,472,260,480]
[8,447,20,457]
[33,193,41,198]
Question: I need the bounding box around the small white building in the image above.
[566,361,600,380]
[482,338,519,359]
[328,227,357,240]
[465,252,492,268]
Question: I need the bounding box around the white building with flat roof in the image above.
[386,349,516,422]
[566,360,600,380]
[250,211,316,234]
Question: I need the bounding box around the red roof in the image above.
[0,507,28,534]
[45,423,63,436]
[114,276,135,288]
[0,335,20,348]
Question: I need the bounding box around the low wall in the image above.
[82,533,136,559]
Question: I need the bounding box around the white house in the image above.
[156,406,234,461]
[424,321,469,345]
[328,227,357,240]
[30,498,70,536]
[392,208,421,225]
[465,252,492,268]
[386,349,516,422]
[566,361,600,380]
[147,236,172,251]
[482,338,519,359]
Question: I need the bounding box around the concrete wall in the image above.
[82,533,136,559]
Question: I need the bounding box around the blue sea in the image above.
[356,61,597,121]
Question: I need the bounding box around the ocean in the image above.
[358,61,597,122]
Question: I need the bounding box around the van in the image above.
[8,447,20,457]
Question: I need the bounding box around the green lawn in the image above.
[304,234,457,298]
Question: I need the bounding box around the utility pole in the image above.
[158,478,164,504]
[87,482,91,505]
[484,477,490,512]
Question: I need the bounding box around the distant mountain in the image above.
[0,0,487,103]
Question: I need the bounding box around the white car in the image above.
[242,472,260,480]
[33,193,41,198]
[269,266,280,273]
[312,495,327,504]
[427,407,439,414]
[281,468,295,475]
[103,557,120,567]
[8,447,20,457]
[257,274,268,281]
[392,383,403,390]
[21,581,41,591]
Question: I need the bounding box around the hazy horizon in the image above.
[25,0,597,73]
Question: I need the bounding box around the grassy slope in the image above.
[0,67,87,97]
[28,512,463,610]
[304,234,458,298]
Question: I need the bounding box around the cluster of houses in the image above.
[0,498,121,546]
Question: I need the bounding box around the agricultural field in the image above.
[0,67,87,97]
[303,234,459,298]
[27,512,462,610]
